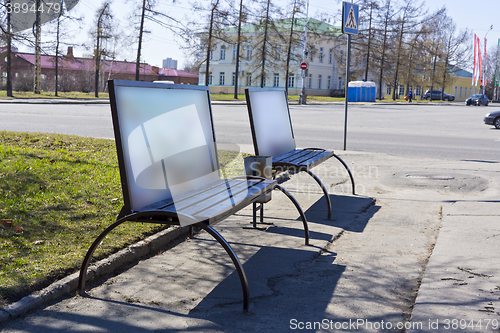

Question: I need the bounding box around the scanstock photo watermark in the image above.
[289,318,500,331]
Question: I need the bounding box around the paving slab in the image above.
[1,151,499,333]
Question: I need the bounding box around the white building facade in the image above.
[198,18,350,96]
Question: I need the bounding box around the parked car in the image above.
[466,94,489,106]
[484,111,500,129]
[422,89,455,101]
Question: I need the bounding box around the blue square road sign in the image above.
[342,2,359,35]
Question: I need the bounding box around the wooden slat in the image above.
[178,179,267,216]
[285,150,321,164]
[272,149,305,163]
[295,150,334,168]
[273,149,334,169]
[193,180,274,220]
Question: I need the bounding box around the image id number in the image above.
[443,319,499,330]
[6,2,61,14]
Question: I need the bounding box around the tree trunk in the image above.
[364,3,373,82]
[233,0,243,99]
[205,1,219,86]
[285,1,297,96]
[95,21,101,97]
[6,1,12,97]
[34,0,41,94]
[260,0,271,88]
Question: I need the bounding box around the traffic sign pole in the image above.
[344,34,351,151]
[341,1,358,151]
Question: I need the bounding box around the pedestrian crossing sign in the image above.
[342,2,359,35]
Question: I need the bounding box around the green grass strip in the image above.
[0,131,246,306]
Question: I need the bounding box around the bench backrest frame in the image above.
[108,80,220,214]
[245,87,296,157]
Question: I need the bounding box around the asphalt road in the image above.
[212,103,500,162]
[0,102,499,162]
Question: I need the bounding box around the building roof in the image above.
[158,68,199,78]
[15,52,160,76]
[211,18,342,37]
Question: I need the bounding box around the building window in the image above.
[209,48,214,60]
[232,72,236,86]
[309,46,314,62]
[208,72,213,85]
[273,73,279,87]
[318,75,322,89]
[338,77,342,90]
[276,46,281,61]
[319,47,324,63]
[246,46,252,59]
[246,74,252,86]
[220,45,226,60]
[386,85,391,95]
[415,86,421,96]
[233,45,237,60]
[327,76,331,90]
[465,87,468,98]
[308,74,312,88]
[219,72,225,85]
[399,85,404,96]
[329,48,333,64]
[460,87,463,98]
[288,74,295,88]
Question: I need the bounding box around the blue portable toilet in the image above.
[348,81,376,102]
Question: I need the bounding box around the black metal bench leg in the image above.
[199,223,250,312]
[332,153,356,195]
[303,169,332,220]
[274,184,310,245]
[78,219,127,295]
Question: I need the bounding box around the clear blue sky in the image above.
[16,0,500,71]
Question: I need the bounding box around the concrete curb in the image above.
[0,99,110,104]
[0,98,464,106]
[0,225,189,324]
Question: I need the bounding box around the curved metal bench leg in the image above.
[275,184,310,246]
[303,169,332,220]
[332,153,356,195]
[199,223,250,312]
[78,219,127,295]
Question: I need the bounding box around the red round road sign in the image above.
[300,62,307,70]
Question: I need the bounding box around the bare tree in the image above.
[92,1,114,97]
[390,0,426,101]
[130,0,181,81]
[439,22,471,100]
[358,0,379,82]
[374,0,394,100]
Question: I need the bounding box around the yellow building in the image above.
[381,68,479,102]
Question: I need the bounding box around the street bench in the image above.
[245,88,356,220]
[78,80,309,312]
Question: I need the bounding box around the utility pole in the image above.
[136,0,146,81]
[298,0,309,105]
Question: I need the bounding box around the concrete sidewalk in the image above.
[1,150,499,332]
